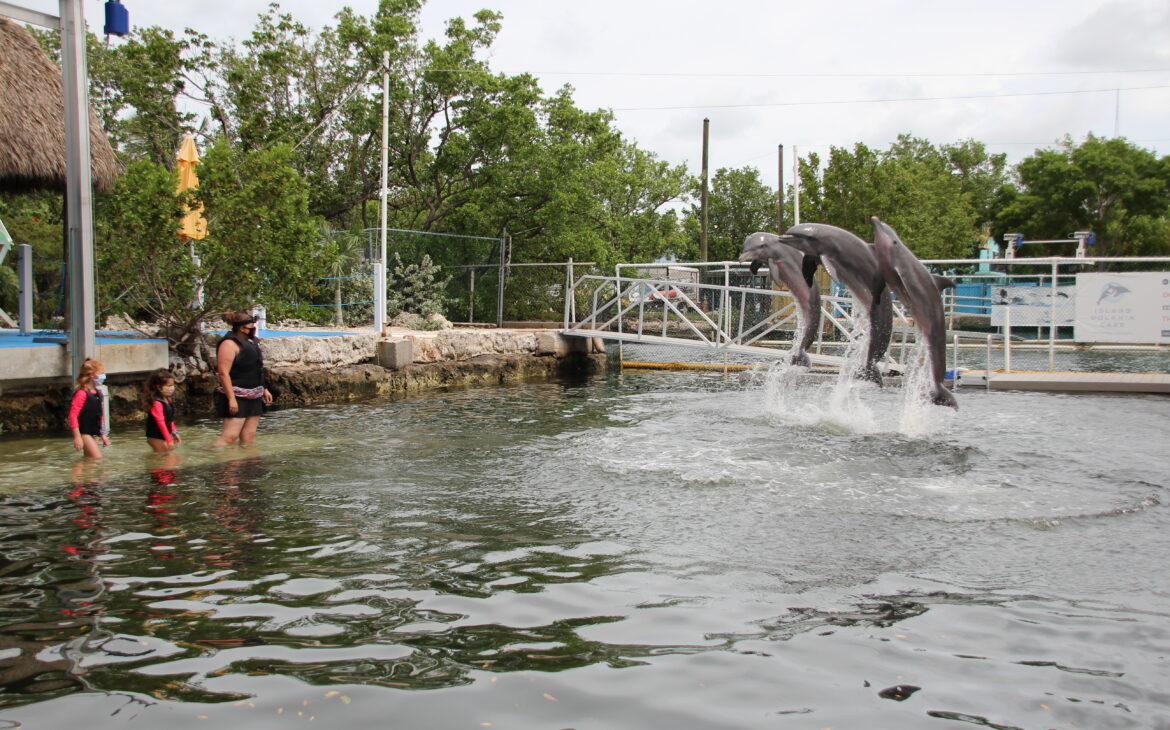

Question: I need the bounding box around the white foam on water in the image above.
[757,341,954,439]
[896,340,958,437]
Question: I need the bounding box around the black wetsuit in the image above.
[215,332,265,418]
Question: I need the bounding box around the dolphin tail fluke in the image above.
[932,386,959,410]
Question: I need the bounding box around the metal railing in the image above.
[564,256,1170,376]
[562,266,912,372]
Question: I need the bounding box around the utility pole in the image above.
[776,144,785,232]
[700,118,709,262]
[792,144,801,225]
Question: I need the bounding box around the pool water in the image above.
[1,369,1168,728]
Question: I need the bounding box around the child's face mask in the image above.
[161,385,176,396]
[94,373,107,385]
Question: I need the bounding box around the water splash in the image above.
[897,341,956,437]
[756,339,953,439]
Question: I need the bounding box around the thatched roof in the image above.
[0,18,119,194]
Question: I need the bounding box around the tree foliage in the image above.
[997,135,1170,258]
[795,135,1000,259]
[684,166,776,262]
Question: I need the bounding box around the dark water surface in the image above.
[1,370,1168,729]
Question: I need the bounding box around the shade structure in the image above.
[0,18,119,193]
[176,136,207,240]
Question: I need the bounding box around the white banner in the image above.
[990,284,1075,327]
[1074,272,1170,344]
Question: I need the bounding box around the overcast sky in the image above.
[26,1,1170,190]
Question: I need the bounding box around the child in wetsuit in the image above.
[69,357,108,458]
[143,368,181,453]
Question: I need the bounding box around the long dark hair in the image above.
[141,368,175,408]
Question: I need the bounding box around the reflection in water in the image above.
[0,466,108,704]
[205,456,270,570]
[0,374,1168,728]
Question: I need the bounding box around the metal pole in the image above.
[469,268,475,323]
[1048,261,1058,371]
[496,232,507,328]
[986,334,992,390]
[952,334,960,386]
[376,50,390,335]
[61,0,95,379]
[792,145,801,225]
[700,118,709,262]
[563,257,573,329]
[1004,306,1012,373]
[18,243,33,333]
[776,144,784,231]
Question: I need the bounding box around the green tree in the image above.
[97,143,324,351]
[316,223,369,325]
[194,141,325,327]
[794,135,979,259]
[96,160,194,339]
[686,166,777,262]
[997,135,1170,258]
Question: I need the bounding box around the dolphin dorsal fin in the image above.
[934,275,956,291]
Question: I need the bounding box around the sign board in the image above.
[1074,272,1170,344]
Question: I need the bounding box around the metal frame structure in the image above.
[561,268,909,373]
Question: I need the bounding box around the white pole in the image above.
[1048,262,1058,371]
[376,50,390,336]
[1004,306,1012,373]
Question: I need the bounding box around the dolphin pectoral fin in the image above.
[750,260,762,275]
[800,254,819,286]
[934,275,957,291]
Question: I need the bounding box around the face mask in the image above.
[160,385,175,396]
[94,373,107,386]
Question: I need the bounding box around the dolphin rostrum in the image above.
[870,216,958,409]
[738,232,822,367]
[774,223,893,384]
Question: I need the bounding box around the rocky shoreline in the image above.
[0,328,607,435]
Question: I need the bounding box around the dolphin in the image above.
[870,217,958,409]
[774,223,893,384]
[738,232,822,367]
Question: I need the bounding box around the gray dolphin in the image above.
[870,217,958,409]
[775,223,893,384]
[738,232,822,367]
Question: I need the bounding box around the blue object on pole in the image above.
[104,1,130,37]
[1087,232,1095,246]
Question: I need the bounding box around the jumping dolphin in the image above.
[870,216,958,409]
[774,223,893,384]
[738,232,822,367]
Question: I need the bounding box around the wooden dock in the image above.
[957,370,1170,394]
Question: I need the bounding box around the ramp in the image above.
[560,270,906,373]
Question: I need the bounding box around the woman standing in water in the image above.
[213,311,272,447]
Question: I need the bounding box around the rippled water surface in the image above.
[1,369,1168,729]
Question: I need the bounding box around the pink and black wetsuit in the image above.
[145,397,177,444]
[69,389,104,437]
